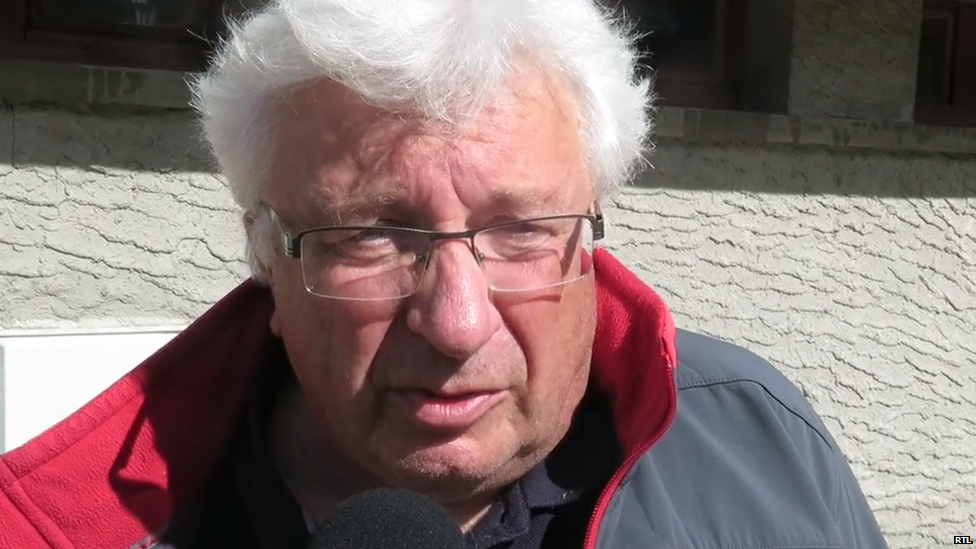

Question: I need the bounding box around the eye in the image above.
[300,228,395,263]
[477,221,558,259]
[332,228,400,258]
[501,220,556,240]
[351,228,393,244]
[506,221,544,234]
[329,227,428,261]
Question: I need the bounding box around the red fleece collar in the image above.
[0,249,677,549]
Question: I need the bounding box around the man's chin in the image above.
[380,435,515,492]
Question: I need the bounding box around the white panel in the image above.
[0,329,183,453]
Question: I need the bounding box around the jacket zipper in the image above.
[582,360,678,549]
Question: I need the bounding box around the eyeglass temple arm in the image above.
[592,203,605,241]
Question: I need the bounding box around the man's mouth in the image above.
[390,388,505,430]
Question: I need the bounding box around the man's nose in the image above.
[404,240,502,359]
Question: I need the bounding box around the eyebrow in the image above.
[280,184,573,231]
[485,186,567,212]
[294,189,406,229]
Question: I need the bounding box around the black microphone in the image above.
[306,488,466,549]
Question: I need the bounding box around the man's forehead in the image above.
[267,68,586,220]
[275,62,578,137]
[278,78,383,128]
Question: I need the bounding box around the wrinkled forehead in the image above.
[264,67,591,222]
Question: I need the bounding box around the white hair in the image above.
[190,0,654,281]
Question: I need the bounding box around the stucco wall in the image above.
[0,109,248,329]
[1,106,974,547]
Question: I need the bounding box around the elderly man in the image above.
[0,1,889,548]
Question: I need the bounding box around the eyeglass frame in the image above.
[262,201,605,298]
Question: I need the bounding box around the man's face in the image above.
[263,68,597,504]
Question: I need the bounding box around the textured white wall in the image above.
[1,108,975,547]
[0,109,249,330]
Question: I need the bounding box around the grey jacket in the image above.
[594,329,890,549]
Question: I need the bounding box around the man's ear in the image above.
[244,209,283,336]
[243,209,275,283]
[269,308,282,337]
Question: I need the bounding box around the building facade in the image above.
[1,1,974,547]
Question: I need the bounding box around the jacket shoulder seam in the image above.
[678,375,835,450]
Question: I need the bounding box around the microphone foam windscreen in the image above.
[306,488,466,549]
